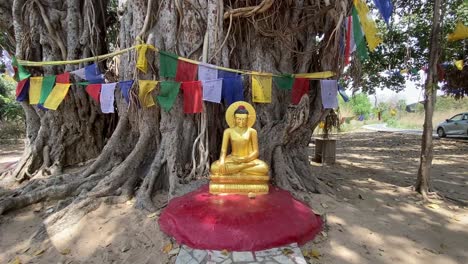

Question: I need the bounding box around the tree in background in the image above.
[350,93,373,119]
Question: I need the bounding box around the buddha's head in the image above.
[234,106,249,128]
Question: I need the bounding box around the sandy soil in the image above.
[0,131,467,264]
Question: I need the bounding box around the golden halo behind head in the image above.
[226,101,256,128]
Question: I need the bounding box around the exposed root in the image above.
[136,148,166,212]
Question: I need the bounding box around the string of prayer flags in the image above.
[181,81,203,113]
[100,83,117,113]
[291,78,309,105]
[251,72,272,103]
[222,76,244,106]
[353,0,382,51]
[448,21,468,42]
[119,80,133,104]
[138,80,158,107]
[39,75,56,105]
[320,80,338,109]
[157,81,180,111]
[43,83,71,110]
[218,69,239,79]
[136,45,149,73]
[273,74,294,90]
[352,7,369,61]
[29,77,43,104]
[16,79,29,102]
[71,67,86,80]
[338,85,350,102]
[86,84,102,103]
[373,0,393,26]
[56,72,70,83]
[176,60,198,82]
[202,79,223,103]
[198,63,218,81]
[159,51,178,78]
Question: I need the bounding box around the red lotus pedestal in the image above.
[158,185,323,251]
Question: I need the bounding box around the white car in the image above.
[436,112,468,138]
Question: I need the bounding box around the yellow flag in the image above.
[136,45,149,73]
[138,80,158,107]
[455,60,464,70]
[29,77,43,104]
[43,83,71,110]
[294,71,335,79]
[448,22,468,42]
[353,0,382,51]
[251,72,272,103]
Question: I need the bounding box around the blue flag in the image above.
[218,69,239,79]
[119,80,134,104]
[85,63,105,83]
[338,85,349,102]
[373,0,393,26]
[222,76,244,106]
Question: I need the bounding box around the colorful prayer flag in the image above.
[373,0,393,25]
[345,16,352,65]
[29,77,43,105]
[338,85,349,102]
[119,80,133,104]
[138,80,158,107]
[39,75,56,105]
[159,51,178,78]
[181,81,203,113]
[56,72,70,83]
[353,0,382,51]
[273,74,294,90]
[86,84,102,103]
[175,60,198,82]
[85,63,104,83]
[136,45,149,73]
[198,63,218,81]
[1,50,15,77]
[455,60,464,70]
[291,78,309,105]
[12,56,31,81]
[43,83,71,110]
[294,71,335,79]
[100,83,117,113]
[16,79,29,102]
[71,67,86,80]
[448,22,468,42]
[222,76,244,106]
[218,69,239,79]
[201,79,223,103]
[320,80,338,109]
[157,81,180,112]
[251,73,272,103]
[352,7,369,61]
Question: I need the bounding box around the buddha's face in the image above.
[234,114,248,128]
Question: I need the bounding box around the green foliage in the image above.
[0,76,24,121]
[350,93,373,118]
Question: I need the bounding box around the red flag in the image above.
[181,81,203,114]
[86,84,102,103]
[291,78,309,105]
[175,60,198,82]
[345,16,352,65]
[56,72,70,83]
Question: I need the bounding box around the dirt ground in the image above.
[0,131,467,264]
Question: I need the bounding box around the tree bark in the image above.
[1,0,349,219]
[416,0,443,198]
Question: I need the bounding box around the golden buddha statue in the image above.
[209,101,270,195]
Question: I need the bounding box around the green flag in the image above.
[12,56,31,81]
[273,74,294,90]
[352,7,369,61]
[157,81,180,111]
[159,51,178,78]
[39,75,57,104]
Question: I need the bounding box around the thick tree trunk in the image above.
[416,0,443,198]
[1,0,349,220]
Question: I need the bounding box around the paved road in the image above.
[362,124,468,140]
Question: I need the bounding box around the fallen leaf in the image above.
[321,203,329,209]
[147,212,158,218]
[33,248,46,256]
[281,248,294,255]
[427,203,440,209]
[221,249,229,256]
[320,231,328,238]
[60,248,71,255]
[162,243,172,254]
[21,247,30,253]
[310,249,321,259]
